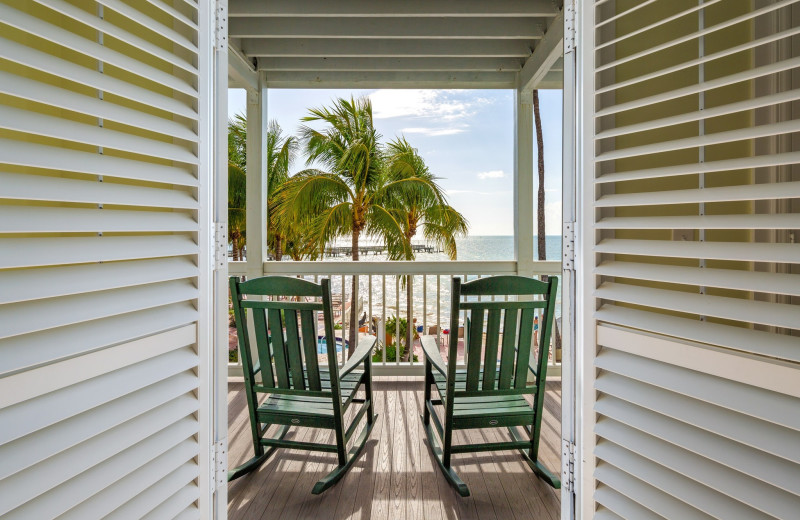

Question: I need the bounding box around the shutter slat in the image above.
[595,467,711,520]
[596,282,799,330]
[595,353,800,435]
[596,180,800,206]
[142,0,198,30]
[104,463,198,519]
[0,346,197,444]
[0,3,196,97]
[596,261,800,297]
[0,206,196,234]
[0,71,197,142]
[0,280,198,340]
[0,402,198,517]
[0,172,196,209]
[95,0,197,53]
[0,105,198,164]
[596,304,800,363]
[597,151,800,184]
[138,484,200,520]
[597,88,800,139]
[0,257,197,305]
[595,442,772,520]
[0,235,197,269]
[0,304,197,378]
[595,239,800,263]
[31,0,197,75]
[597,213,800,230]
[0,37,197,119]
[0,139,196,186]
[596,395,800,496]
[596,418,800,518]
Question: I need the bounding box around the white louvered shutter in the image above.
[575,0,800,518]
[0,1,215,518]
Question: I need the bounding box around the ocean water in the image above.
[318,235,563,328]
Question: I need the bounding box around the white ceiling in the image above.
[228,0,564,90]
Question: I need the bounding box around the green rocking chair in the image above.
[229,275,378,494]
[420,275,560,497]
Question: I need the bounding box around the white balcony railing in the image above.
[228,260,562,378]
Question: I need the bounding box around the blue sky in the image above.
[229,89,562,236]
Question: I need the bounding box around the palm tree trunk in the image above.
[402,277,413,362]
[275,234,283,261]
[232,234,240,262]
[533,90,546,263]
[348,229,360,358]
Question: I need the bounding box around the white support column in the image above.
[245,74,267,279]
[514,89,535,277]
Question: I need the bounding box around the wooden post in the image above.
[514,89,535,278]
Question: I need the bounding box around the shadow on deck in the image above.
[227,377,562,520]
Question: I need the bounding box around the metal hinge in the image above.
[215,2,227,51]
[564,1,576,54]
[214,222,227,270]
[211,439,227,491]
[562,438,576,493]
[563,222,575,271]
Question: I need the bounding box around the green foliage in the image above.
[334,322,342,330]
[384,315,418,347]
[372,343,418,363]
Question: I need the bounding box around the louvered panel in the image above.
[582,1,800,517]
[0,207,196,233]
[0,0,208,517]
[0,257,197,305]
[595,468,708,520]
[0,172,196,208]
[0,139,197,186]
[596,261,800,296]
[0,305,197,377]
[595,305,800,363]
[0,106,198,164]
[135,483,200,520]
[0,72,197,141]
[0,38,196,120]
[104,463,198,519]
[95,0,197,54]
[173,505,202,520]
[596,282,798,330]
[0,235,198,269]
[0,3,197,96]
[31,0,197,75]
[595,395,800,496]
[0,345,198,445]
[0,280,198,340]
[142,0,199,31]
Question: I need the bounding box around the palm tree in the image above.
[228,114,247,260]
[385,137,469,360]
[533,90,546,263]
[275,96,412,355]
[265,120,298,261]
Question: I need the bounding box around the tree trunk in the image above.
[275,234,283,261]
[348,229,360,358]
[231,234,240,262]
[402,277,413,362]
[533,90,547,262]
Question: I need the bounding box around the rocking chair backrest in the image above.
[229,276,342,398]
[447,275,558,392]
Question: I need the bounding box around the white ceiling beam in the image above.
[229,0,559,18]
[263,70,517,89]
[535,70,564,89]
[242,39,533,57]
[227,43,258,91]
[256,57,524,72]
[518,10,564,92]
[229,17,545,39]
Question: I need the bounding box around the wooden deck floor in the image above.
[227,377,562,520]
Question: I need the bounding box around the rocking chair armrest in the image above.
[421,335,447,376]
[340,335,377,379]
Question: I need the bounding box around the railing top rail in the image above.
[228,260,561,277]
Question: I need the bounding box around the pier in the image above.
[324,243,441,257]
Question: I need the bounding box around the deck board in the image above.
[228,377,562,520]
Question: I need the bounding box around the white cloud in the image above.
[369,89,491,121]
[401,126,466,137]
[477,170,506,180]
